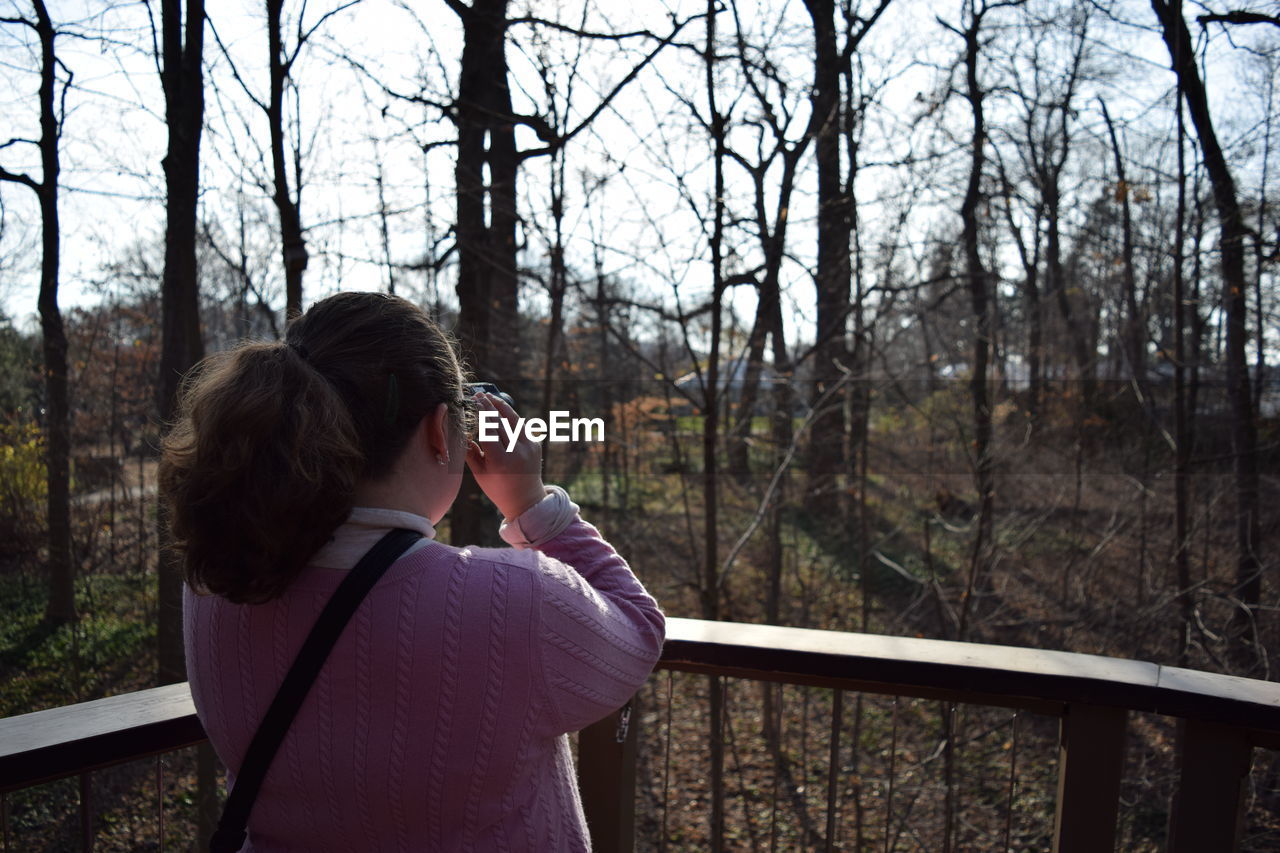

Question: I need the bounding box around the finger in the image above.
[472,395,504,447]
[465,439,487,474]
[475,392,526,453]
[484,391,521,425]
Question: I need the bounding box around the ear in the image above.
[420,402,451,461]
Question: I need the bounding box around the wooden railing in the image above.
[3,616,1278,851]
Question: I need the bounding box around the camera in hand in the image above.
[466,382,515,408]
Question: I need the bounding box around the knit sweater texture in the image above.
[183,502,665,852]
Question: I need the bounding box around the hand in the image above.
[465,392,547,520]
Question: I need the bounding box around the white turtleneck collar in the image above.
[308,507,437,570]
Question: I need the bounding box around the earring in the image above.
[436,454,448,466]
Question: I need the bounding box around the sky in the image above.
[0,0,1274,364]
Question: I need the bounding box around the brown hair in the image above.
[159,292,470,603]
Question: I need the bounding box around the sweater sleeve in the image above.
[528,513,665,736]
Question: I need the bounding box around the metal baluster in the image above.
[155,754,165,850]
[661,670,672,853]
[768,683,781,853]
[722,681,760,849]
[942,701,957,853]
[824,689,843,852]
[1002,711,1020,852]
[883,698,899,853]
[801,684,810,841]
[79,772,93,851]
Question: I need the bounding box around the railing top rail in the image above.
[4,617,1279,792]
[0,682,205,792]
[661,617,1280,734]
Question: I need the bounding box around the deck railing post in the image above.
[1166,718,1253,853]
[196,742,219,853]
[1051,703,1127,853]
[577,698,638,853]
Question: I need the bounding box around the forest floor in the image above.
[602,393,1280,851]
[2,393,1278,850]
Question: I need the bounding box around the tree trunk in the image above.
[729,305,767,480]
[267,0,308,320]
[1099,100,1145,387]
[29,2,75,626]
[374,144,396,295]
[157,0,206,685]
[451,0,520,546]
[1172,75,1193,664]
[996,174,1043,422]
[702,5,727,849]
[1255,73,1272,417]
[593,246,611,515]
[766,279,793,624]
[730,152,803,481]
[541,146,568,471]
[958,0,994,640]
[1151,0,1262,670]
[1044,180,1092,397]
[803,0,851,500]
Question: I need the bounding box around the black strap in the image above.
[210,527,423,853]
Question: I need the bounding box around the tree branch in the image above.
[206,13,268,112]
[507,15,676,41]
[338,50,455,119]
[290,0,362,65]
[1198,10,1280,29]
[0,165,39,192]
[519,13,700,161]
[841,0,894,61]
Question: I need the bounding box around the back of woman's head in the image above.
[160,292,467,604]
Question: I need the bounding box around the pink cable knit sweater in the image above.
[183,496,665,852]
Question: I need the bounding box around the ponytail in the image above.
[159,342,363,604]
[160,292,469,603]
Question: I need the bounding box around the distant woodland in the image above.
[1,0,1277,849]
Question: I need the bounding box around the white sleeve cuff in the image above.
[498,485,580,549]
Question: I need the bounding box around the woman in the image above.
[161,292,665,851]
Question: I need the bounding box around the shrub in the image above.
[0,422,46,569]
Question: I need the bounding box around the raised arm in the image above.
[514,496,665,736]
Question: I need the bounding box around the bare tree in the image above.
[722,1,809,489]
[702,2,728,846]
[1171,59,1195,664]
[155,0,207,686]
[802,0,852,501]
[1151,0,1263,671]
[992,147,1046,420]
[209,1,354,320]
[0,0,74,625]
[442,0,693,544]
[1099,99,1145,387]
[797,0,892,511]
[1011,3,1092,398]
[266,0,322,319]
[943,0,1021,640]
